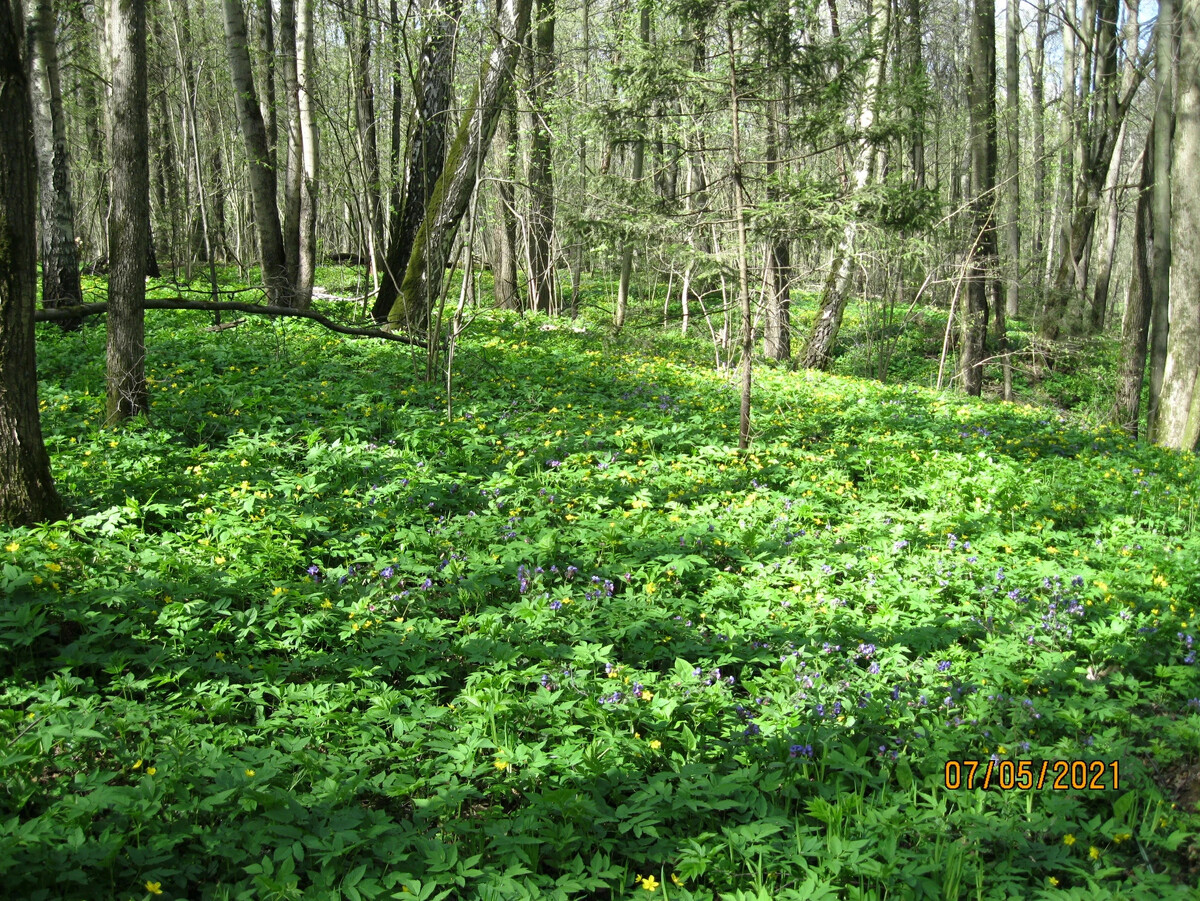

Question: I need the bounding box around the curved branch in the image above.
[34,298,431,346]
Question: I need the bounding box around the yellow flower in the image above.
[245,769,255,777]
[215,652,226,661]
[1048,876,1059,887]
[145,881,163,895]
[4,542,19,553]
[46,562,61,572]
[321,599,332,609]
[132,759,143,770]
[649,740,662,750]
[494,758,509,771]
[214,556,226,565]
[146,767,157,776]
[1114,832,1131,843]
[1063,834,1075,846]
[670,874,683,887]
[639,874,659,891]
[645,582,656,594]
[1089,846,1100,860]
[641,690,653,701]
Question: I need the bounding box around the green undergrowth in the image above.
[3,305,1200,900]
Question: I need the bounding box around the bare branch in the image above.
[34,298,432,347]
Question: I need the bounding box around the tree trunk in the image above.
[961,0,996,396]
[763,1,791,362]
[527,0,556,314]
[615,0,650,330]
[1003,0,1020,319]
[1112,131,1153,435]
[27,0,83,317]
[1031,1,1047,302]
[728,21,752,450]
[383,0,534,332]
[0,0,65,525]
[1090,115,1127,330]
[493,103,522,310]
[105,0,150,424]
[1157,0,1200,450]
[295,0,317,309]
[372,0,462,323]
[349,0,382,279]
[279,0,301,289]
[222,0,290,305]
[1148,0,1175,440]
[800,0,889,370]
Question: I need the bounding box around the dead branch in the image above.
[35,297,432,347]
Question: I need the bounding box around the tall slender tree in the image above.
[373,0,462,323]
[105,0,150,423]
[222,0,290,306]
[1157,0,1200,449]
[0,0,64,524]
[27,0,83,318]
[961,0,997,396]
[527,0,556,313]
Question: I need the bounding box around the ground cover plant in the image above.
[3,304,1200,900]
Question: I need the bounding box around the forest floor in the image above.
[3,274,1199,899]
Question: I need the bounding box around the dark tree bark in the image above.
[383,0,534,332]
[222,0,290,306]
[961,0,997,396]
[27,0,83,317]
[105,0,150,424]
[372,0,462,323]
[0,0,64,525]
[527,0,556,314]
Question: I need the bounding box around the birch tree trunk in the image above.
[222,0,290,306]
[105,0,150,423]
[614,0,649,330]
[295,0,317,309]
[27,0,83,316]
[800,0,889,370]
[0,0,64,525]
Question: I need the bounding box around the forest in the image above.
[2,0,1200,896]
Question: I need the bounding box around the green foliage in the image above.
[3,301,1199,898]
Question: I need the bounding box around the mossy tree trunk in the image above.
[372,0,462,323]
[384,0,533,333]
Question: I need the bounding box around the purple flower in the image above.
[307,565,321,581]
[380,566,395,580]
[549,599,562,611]
[937,660,951,672]
[789,744,813,758]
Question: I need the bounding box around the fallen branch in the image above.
[35,298,432,347]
